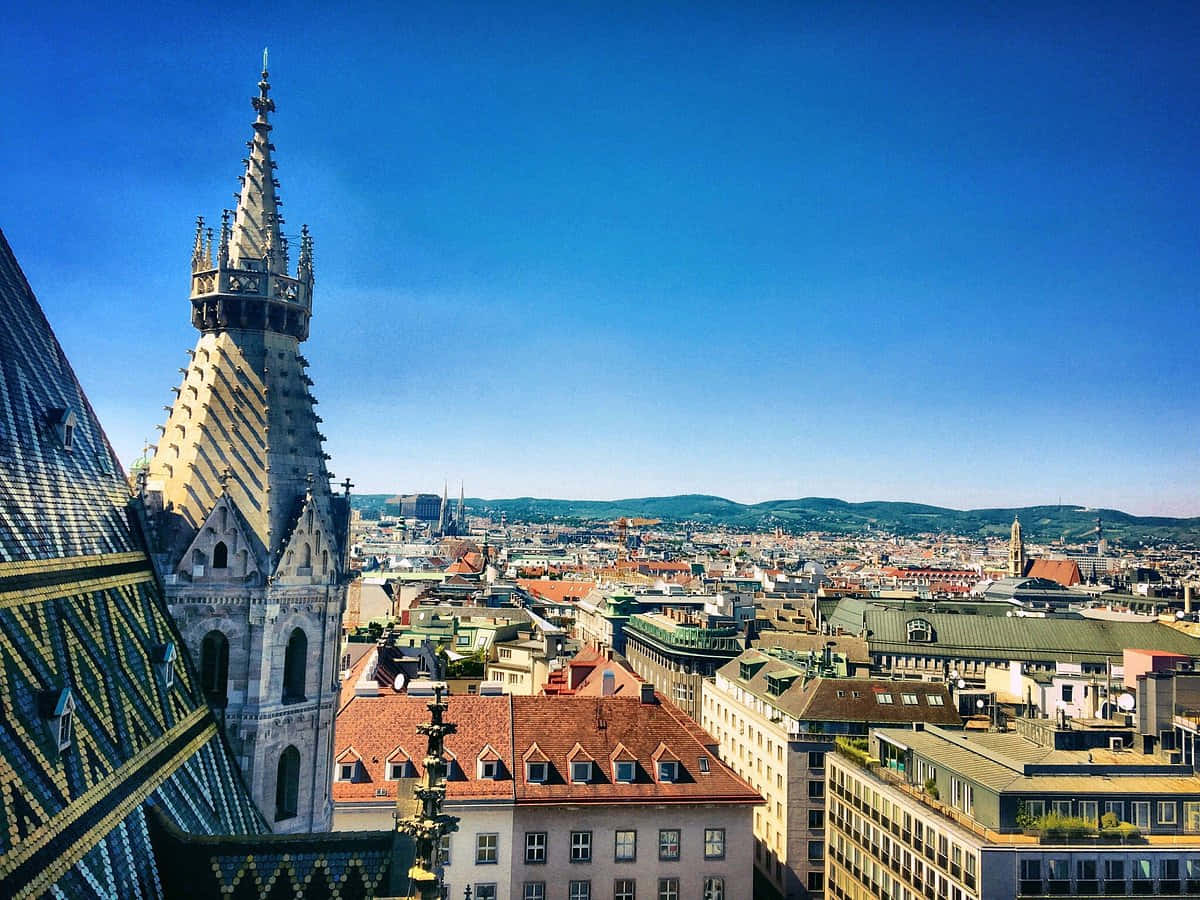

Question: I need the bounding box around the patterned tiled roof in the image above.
[0,228,267,899]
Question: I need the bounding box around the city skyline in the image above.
[3,2,1198,515]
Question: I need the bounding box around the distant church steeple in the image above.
[1008,515,1027,578]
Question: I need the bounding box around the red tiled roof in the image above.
[518,579,597,604]
[1027,559,1082,587]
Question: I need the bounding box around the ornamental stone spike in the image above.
[228,55,284,274]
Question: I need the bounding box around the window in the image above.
[702,876,725,899]
[614,879,636,900]
[569,881,591,900]
[524,883,546,900]
[1051,800,1071,816]
[572,761,592,783]
[1185,801,1200,831]
[615,760,636,783]
[474,885,497,900]
[1061,684,1074,702]
[388,760,410,780]
[1079,800,1098,823]
[200,630,229,705]
[1163,858,1180,879]
[658,829,680,861]
[902,693,919,705]
[615,829,636,862]
[439,834,451,866]
[1104,801,1124,821]
[704,828,725,860]
[808,779,824,799]
[658,761,678,782]
[212,541,228,569]
[475,833,498,864]
[282,628,307,702]
[1132,801,1151,829]
[1020,859,1041,880]
[479,760,498,779]
[658,877,679,900]
[1160,801,1178,825]
[808,809,825,830]
[526,831,547,864]
[926,694,944,706]
[877,693,893,704]
[1077,860,1097,880]
[808,840,824,861]
[1026,799,1045,818]
[571,831,592,862]
[698,756,710,774]
[338,761,355,782]
[274,746,300,821]
[809,751,825,769]
[527,761,548,783]
[807,872,825,892]
[1104,859,1124,879]
[1047,858,1069,881]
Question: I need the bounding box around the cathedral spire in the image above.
[1008,514,1027,578]
[229,51,285,273]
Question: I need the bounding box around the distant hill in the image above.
[350,493,1200,546]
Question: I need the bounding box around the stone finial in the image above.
[191,216,205,272]
[218,210,231,266]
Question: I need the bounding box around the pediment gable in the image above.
[273,488,337,584]
[175,493,262,584]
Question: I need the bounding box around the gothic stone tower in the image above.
[1008,515,1027,578]
[143,59,347,833]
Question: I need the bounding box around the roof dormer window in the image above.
[479,760,498,780]
[152,642,177,689]
[47,408,77,451]
[906,618,934,643]
[571,760,592,783]
[41,686,75,752]
[614,760,636,783]
[526,761,548,783]
[658,761,679,783]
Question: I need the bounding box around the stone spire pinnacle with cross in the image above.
[228,50,287,274]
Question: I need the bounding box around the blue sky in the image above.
[3,1,1198,514]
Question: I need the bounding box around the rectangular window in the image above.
[1061,684,1074,702]
[569,881,591,900]
[926,694,944,706]
[475,886,497,900]
[658,878,679,900]
[807,872,825,892]
[1026,800,1045,818]
[1163,858,1180,878]
[1104,859,1124,879]
[703,876,725,899]
[475,833,498,865]
[1079,800,1098,823]
[1132,801,1151,829]
[1077,860,1097,879]
[1051,800,1071,817]
[388,761,408,780]
[523,884,546,900]
[809,751,825,769]
[808,840,824,861]
[877,693,894,704]
[614,878,636,900]
[571,831,592,863]
[704,828,726,860]
[439,834,451,867]
[902,693,919,705]
[527,762,548,783]
[658,829,680,861]
[658,761,678,782]
[525,831,547,864]
[1160,800,1178,825]
[1104,801,1124,821]
[1185,801,1200,831]
[338,762,355,781]
[615,760,636,782]
[808,809,824,830]
[572,761,592,783]
[1019,859,1041,880]
[615,829,637,862]
[808,779,824,799]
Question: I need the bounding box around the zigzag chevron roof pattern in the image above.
[0,228,267,899]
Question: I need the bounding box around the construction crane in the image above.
[612,517,662,561]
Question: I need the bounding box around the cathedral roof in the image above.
[0,228,266,899]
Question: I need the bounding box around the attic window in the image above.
[479,760,498,780]
[658,761,679,783]
[571,760,592,783]
[614,760,636,783]
[698,756,711,774]
[48,408,77,450]
[527,761,548,783]
[927,695,944,706]
[877,693,894,704]
[42,687,75,751]
[902,693,919,705]
[906,618,934,643]
[338,762,356,782]
[388,760,413,780]
[152,642,177,689]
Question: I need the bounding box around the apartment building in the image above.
[703,647,959,899]
[624,608,744,720]
[333,681,762,899]
[827,718,1200,900]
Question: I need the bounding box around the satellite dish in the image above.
[1117,693,1136,712]
[393,671,408,693]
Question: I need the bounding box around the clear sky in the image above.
[3,1,1198,515]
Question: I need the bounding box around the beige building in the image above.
[333,681,762,899]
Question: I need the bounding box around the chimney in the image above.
[640,683,656,704]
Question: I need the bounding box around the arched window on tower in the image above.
[321,550,328,576]
[212,541,229,569]
[275,746,300,821]
[200,630,229,705]
[282,628,307,703]
[306,509,313,531]
[302,543,312,569]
